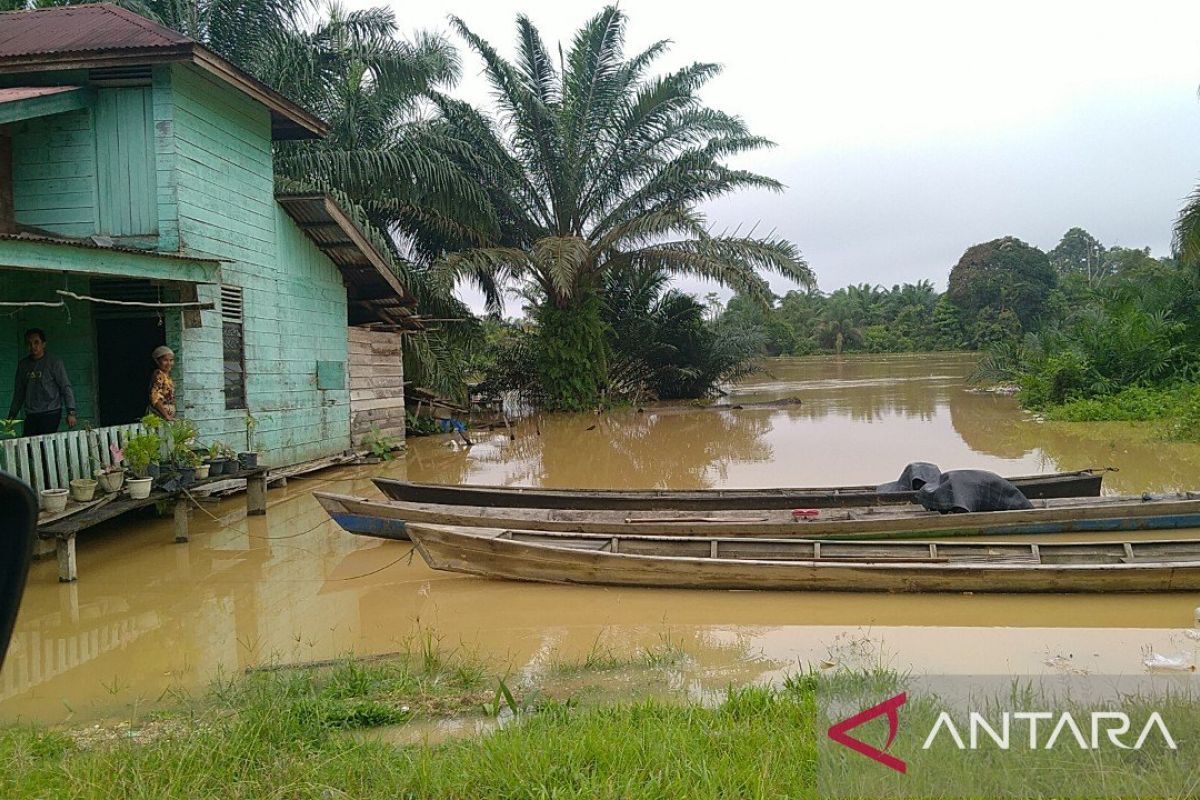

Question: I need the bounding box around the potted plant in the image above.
[124,432,160,499]
[220,442,239,473]
[96,443,126,494]
[238,412,259,470]
[0,418,21,440]
[176,446,201,486]
[205,441,226,475]
[194,448,211,480]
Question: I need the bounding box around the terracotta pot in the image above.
[69,478,97,502]
[40,488,69,513]
[127,477,153,500]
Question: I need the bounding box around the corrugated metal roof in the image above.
[0,85,78,103]
[276,193,421,329]
[0,231,223,263]
[0,4,327,140]
[0,4,189,58]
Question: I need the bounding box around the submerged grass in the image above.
[547,631,689,677]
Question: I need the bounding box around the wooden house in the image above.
[0,4,416,490]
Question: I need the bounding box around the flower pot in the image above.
[195,463,211,480]
[215,458,233,475]
[178,466,196,487]
[237,452,258,470]
[127,477,153,500]
[69,478,97,503]
[40,488,69,513]
[97,470,125,494]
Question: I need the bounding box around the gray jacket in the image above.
[9,354,76,418]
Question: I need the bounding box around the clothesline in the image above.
[56,290,214,309]
[0,293,214,310]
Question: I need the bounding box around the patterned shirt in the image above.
[148,369,176,419]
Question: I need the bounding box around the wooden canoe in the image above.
[404,524,1200,593]
[314,491,1200,542]
[372,469,1105,510]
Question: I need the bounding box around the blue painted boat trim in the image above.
[331,512,409,539]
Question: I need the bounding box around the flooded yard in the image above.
[3,353,1199,723]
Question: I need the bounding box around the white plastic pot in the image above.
[127,477,154,500]
[195,463,211,480]
[69,478,98,502]
[40,488,69,513]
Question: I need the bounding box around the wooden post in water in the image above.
[56,535,77,583]
[246,471,267,516]
[174,497,189,543]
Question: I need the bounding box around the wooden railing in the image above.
[0,423,146,494]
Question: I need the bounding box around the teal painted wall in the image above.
[94,87,158,237]
[10,81,159,241]
[2,64,353,465]
[0,272,97,429]
[167,65,350,465]
[11,108,99,237]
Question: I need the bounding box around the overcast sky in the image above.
[348,0,1200,311]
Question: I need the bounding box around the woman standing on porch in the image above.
[147,346,176,421]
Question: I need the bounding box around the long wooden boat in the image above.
[315,491,1200,542]
[404,524,1200,593]
[372,469,1105,510]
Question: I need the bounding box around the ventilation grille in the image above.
[220,285,244,324]
[88,66,153,86]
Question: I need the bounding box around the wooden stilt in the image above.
[56,535,77,583]
[174,497,190,543]
[246,471,267,516]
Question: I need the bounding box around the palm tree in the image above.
[261,5,490,397]
[1176,185,1200,268]
[430,7,812,409]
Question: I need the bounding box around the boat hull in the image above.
[315,492,1200,542]
[372,470,1105,511]
[405,524,1200,593]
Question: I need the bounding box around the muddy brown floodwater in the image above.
[3,353,1200,723]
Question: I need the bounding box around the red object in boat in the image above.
[792,509,819,519]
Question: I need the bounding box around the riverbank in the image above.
[1033,383,1200,441]
[5,643,1198,799]
[0,644,815,799]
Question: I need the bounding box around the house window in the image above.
[221,285,246,410]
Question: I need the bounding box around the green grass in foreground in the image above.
[5,649,1199,799]
[0,653,816,800]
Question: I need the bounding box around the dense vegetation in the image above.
[965,226,1200,437]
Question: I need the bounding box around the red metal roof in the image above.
[0,4,190,59]
[0,4,327,140]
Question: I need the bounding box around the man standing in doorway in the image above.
[7,329,77,436]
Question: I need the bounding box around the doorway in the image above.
[95,315,164,426]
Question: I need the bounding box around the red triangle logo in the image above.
[827,692,907,774]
